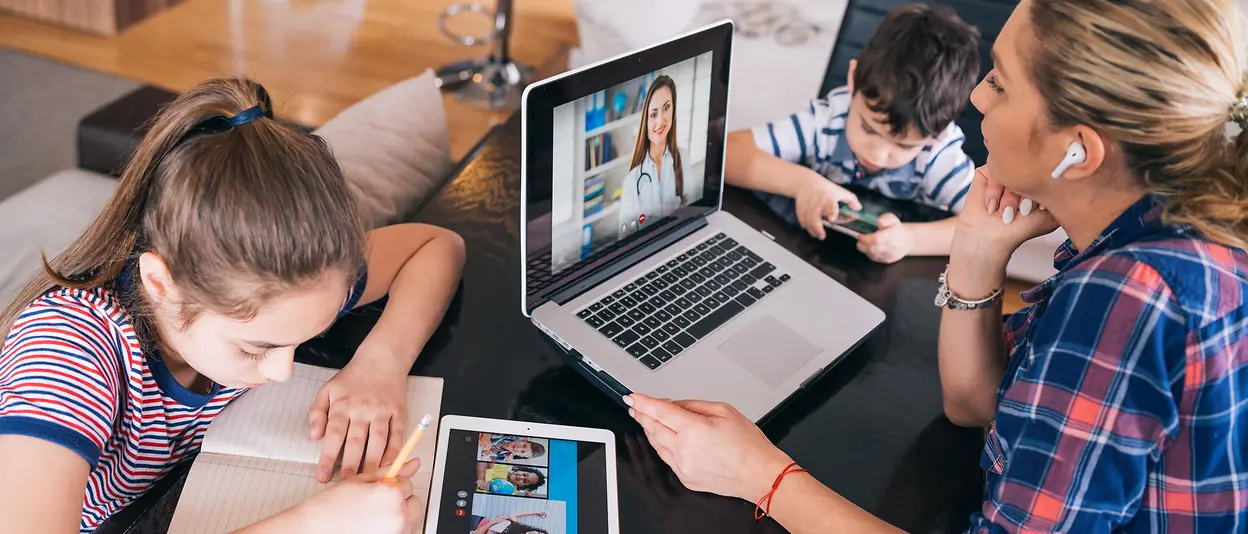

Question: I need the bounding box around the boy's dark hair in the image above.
[512,467,547,490]
[853,3,981,138]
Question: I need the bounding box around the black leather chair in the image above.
[819,0,1018,166]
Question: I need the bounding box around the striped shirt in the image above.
[750,85,974,219]
[0,270,366,533]
[971,196,1248,533]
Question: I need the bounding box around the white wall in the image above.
[690,52,712,165]
[551,103,578,226]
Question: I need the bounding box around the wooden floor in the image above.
[0,0,579,159]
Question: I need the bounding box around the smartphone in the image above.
[823,205,881,237]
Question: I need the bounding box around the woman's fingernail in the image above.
[629,408,636,418]
[317,468,329,481]
[622,395,634,407]
[1040,204,1047,211]
[987,198,999,215]
[1020,198,1034,216]
[1002,206,1015,225]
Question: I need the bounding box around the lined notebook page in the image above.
[168,363,443,534]
[168,455,433,534]
[202,363,444,465]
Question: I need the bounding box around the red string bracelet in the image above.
[754,462,807,521]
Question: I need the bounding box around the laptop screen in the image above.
[549,53,714,274]
[523,22,733,314]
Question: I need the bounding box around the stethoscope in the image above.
[636,170,655,197]
[622,167,657,237]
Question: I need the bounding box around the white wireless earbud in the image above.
[1051,141,1087,179]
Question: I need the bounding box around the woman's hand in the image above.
[956,166,1058,257]
[950,167,1058,296]
[856,214,911,264]
[625,394,793,502]
[793,172,863,241]
[291,458,424,534]
[309,356,409,482]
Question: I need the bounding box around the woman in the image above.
[626,0,1248,532]
[618,75,687,236]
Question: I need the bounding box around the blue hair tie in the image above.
[228,105,265,127]
[177,104,269,145]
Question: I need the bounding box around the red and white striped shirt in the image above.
[0,274,364,532]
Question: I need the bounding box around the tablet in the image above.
[424,416,619,534]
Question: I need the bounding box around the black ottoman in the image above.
[77,86,180,177]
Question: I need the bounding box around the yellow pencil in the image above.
[384,414,433,481]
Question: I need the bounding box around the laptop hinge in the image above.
[549,217,709,306]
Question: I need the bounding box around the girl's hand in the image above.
[293,458,424,534]
[309,356,409,482]
[855,214,911,264]
[625,393,793,502]
[950,167,1058,296]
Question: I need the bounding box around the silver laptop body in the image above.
[520,21,884,422]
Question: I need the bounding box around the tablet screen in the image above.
[434,430,610,534]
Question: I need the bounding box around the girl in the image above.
[626,0,1248,532]
[478,433,546,462]
[470,511,548,534]
[618,75,688,236]
[0,78,465,533]
[476,463,547,496]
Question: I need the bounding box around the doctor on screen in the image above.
[619,75,687,236]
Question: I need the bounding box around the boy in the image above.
[725,4,981,263]
[478,433,547,462]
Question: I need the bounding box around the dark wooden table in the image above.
[117,112,984,534]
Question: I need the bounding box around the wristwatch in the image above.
[934,265,1003,310]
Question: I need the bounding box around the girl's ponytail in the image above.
[0,78,360,335]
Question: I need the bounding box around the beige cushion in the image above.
[315,69,453,228]
[0,168,118,303]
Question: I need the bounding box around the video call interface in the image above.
[548,52,715,274]
[435,430,608,534]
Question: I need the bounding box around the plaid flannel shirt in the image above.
[969,196,1248,533]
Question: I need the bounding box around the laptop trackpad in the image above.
[718,315,822,387]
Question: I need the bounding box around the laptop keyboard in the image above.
[575,232,792,371]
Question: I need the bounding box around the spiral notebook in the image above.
[167,363,444,534]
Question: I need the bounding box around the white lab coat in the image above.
[618,147,682,236]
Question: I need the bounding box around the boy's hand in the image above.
[856,214,911,264]
[793,171,862,240]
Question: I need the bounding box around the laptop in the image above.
[519,21,884,422]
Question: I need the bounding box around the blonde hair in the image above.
[0,78,365,335]
[1028,0,1248,250]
